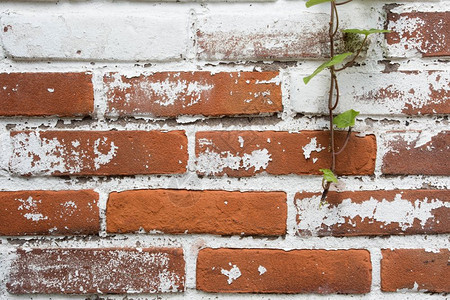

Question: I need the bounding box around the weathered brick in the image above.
[7,248,185,294]
[9,131,187,176]
[0,190,99,236]
[107,189,286,236]
[386,11,450,57]
[291,71,450,115]
[104,72,282,118]
[197,248,371,294]
[382,131,449,175]
[196,131,376,176]
[196,13,334,61]
[1,13,188,61]
[381,249,450,292]
[296,190,449,236]
[0,73,93,117]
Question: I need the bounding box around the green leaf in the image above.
[342,28,391,36]
[305,0,332,8]
[320,169,338,183]
[333,109,360,128]
[303,52,353,84]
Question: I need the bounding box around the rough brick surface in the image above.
[0,190,99,236]
[7,248,185,294]
[296,190,449,236]
[196,131,376,176]
[106,189,286,236]
[291,71,450,115]
[9,131,188,176]
[0,73,93,117]
[196,248,372,294]
[196,13,334,60]
[104,72,282,118]
[1,13,188,61]
[386,11,450,57]
[381,249,450,292]
[382,131,449,175]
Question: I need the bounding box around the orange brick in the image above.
[196,131,376,176]
[9,130,188,176]
[0,73,93,117]
[104,72,282,118]
[107,189,286,236]
[197,248,372,294]
[381,249,450,292]
[0,190,99,236]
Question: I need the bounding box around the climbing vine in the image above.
[303,0,389,204]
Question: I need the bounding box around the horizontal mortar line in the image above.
[2,234,449,250]
[0,118,448,131]
[0,175,448,191]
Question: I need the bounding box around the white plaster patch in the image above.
[23,213,48,222]
[93,137,118,170]
[196,148,272,175]
[9,132,118,175]
[220,264,241,285]
[258,265,267,275]
[291,71,450,115]
[238,136,245,148]
[296,194,449,235]
[16,196,48,222]
[139,78,213,107]
[302,137,325,159]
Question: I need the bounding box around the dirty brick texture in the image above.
[0,0,449,299]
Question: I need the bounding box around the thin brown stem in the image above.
[335,127,352,155]
[335,35,368,72]
[330,76,339,110]
[332,1,339,37]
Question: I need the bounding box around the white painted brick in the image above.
[290,70,450,115]
[196,13,333,61]
[0,12,189,61]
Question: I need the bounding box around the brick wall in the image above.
[0,0,448,299]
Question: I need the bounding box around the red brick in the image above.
[381,249,450,292]
[7,248,185,294]
[9,130,187,176]
[106,189,286,236]
[196,248,371,294]
[196,13,336,60]
[0,73,93,117]
[0,190,99,236]
[382,131,449,175]
[104,72,282,118]
[386,11,450,57]
[196,131,376,176]
[296,190,449,237]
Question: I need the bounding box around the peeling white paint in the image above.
[9,132,118,175]
[23,213,48,222]
[146,79,214,107]
[196,148,272,175]
[296,194,449,235]
[291,71,449,115]
[16,196,48,222]
[302,137,325,159]
[221,264,241,285]
[93,138,118,170]
[258,265,267,275]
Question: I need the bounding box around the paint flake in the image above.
[221,264,241,285]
